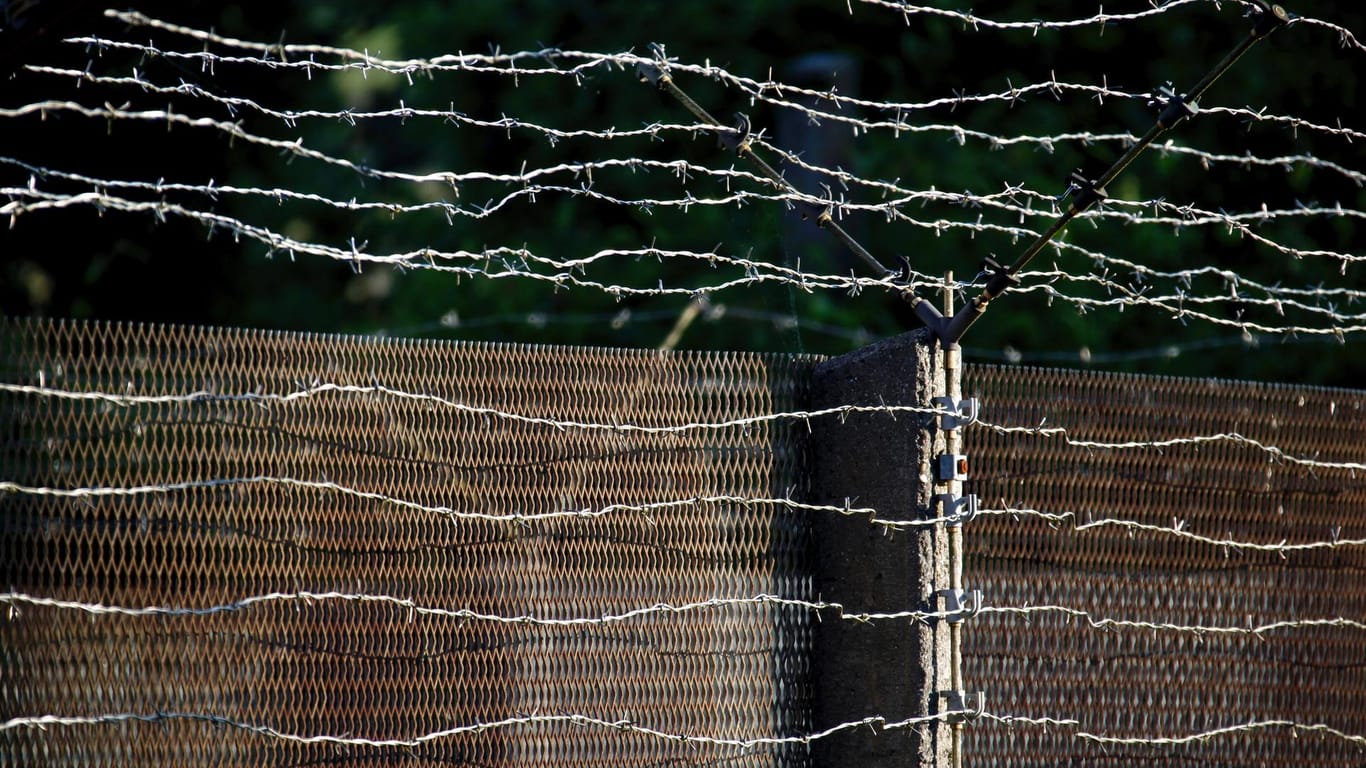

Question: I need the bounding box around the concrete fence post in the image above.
[807,328,952,768]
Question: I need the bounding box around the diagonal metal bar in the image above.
[938,2,1292,345]
[636,45,949,330]
[635,46,895,281]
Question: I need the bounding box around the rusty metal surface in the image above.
[964,364,1366,766]
[7,319,1366,767]
[0,318,817,767]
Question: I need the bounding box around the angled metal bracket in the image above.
[929,588,982,623]
[939,690,986,723]
[931,396,979,431]
[936,492,979,527]
[1150,81,1199,129]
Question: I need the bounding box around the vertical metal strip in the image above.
[941,279,966,768]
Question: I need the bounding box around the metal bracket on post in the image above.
[936,492,979,527]
[929,588,982,623]
[1061,169,1109,213]
[1150,82,1199,129]
[931,396,978,431]
[939,690,986,724]
[935,453,969,483]
[1249,1,1292,38]
[635,43,669,88]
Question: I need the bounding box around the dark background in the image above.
[2,1,1362,385]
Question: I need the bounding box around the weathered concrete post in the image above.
[807,328,951,767]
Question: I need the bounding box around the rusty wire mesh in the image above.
[5,319,1366,767]
[0,317,818,767]
[964,365,1366,766]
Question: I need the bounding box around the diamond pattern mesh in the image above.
[0,318,817,767]
[964,365,1366,766]
[6,319,1365,766]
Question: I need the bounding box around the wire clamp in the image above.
[636,42,670,87]
[979,256,1021,295]
[931,396,979,431]
[1248,1,1292,38]
[930,588,982,623]
[1061,169,1108,212]
[939,690,986,723]
[718,112,753,155]
[936,492,979,527]
[1149,82,1199,129]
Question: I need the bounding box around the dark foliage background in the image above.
[2,1,1362,385]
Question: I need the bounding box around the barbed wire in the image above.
[978,422,1366,472]
[3,7,1362,763]
[848,0,1209,31]
[849,1,1366,58]
[0,381,948,433]
[4,589,1362,637]
[980,506,1366,556]
[0,477,895,527]
[7,90,1362,246]
[3,468,1358,551]
[112,1,1362,58]
[7,147,1362,276]
[5,183,1364,341]
[8,16,1363,346]
[3,708,1363,752]
[978,604,1366,637]
[6,473,1361,548]
[0,709,944,750]
[5,380,1362,471]
[28,61,1366,190]
[981,712,1366,749]
[61,26,1366,147]
[0,590,964,626]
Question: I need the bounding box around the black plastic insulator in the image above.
[636,62,665,87]
[1065,169,1109,212]
[1159,96,1198,128]
[718,112,751,154]
[1250,2,1291,37]
[637,42,669,86]
[981,256,1021,295]
[1152,84,1199,129]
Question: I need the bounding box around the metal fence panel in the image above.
[5,320,1365,766]
[0,318,817,767]
[964,365,1366,766]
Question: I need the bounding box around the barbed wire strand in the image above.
[980,506,1366,555]
[0,379,947,430]
[981,712,1366,748]
[7,136,1363,268]
[0,591,967,626]
[977,604,1366,636]
[56,34,1366,146]
[4,709,1363,750]
[5,186,1364,340]
[849,0,1213,34]
[0,709,946,750]
[978,422,1366,472]
[0,477,960,531]
[27,61,1365,190]
[4,381,1363,470]
[4,591,1362,637]
[103,4,1366,104]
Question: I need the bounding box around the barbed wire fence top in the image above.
[0,2,1362,375]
